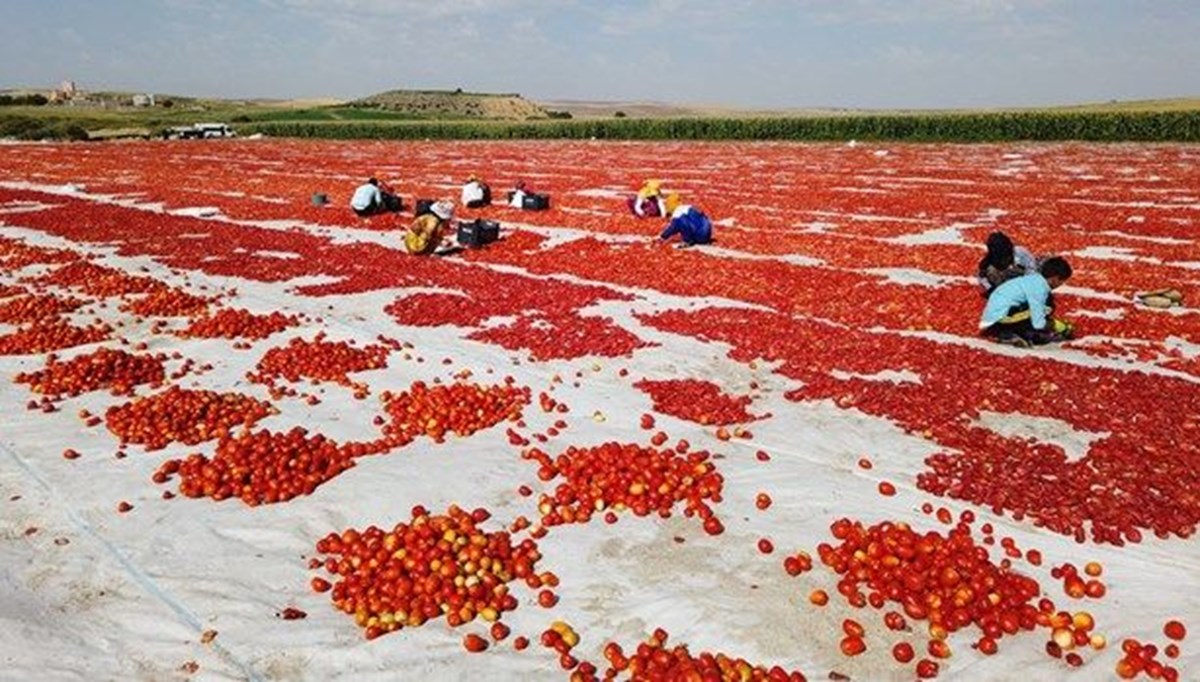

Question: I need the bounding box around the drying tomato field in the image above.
[1,139,1198,681]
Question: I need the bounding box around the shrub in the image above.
[63,124,90,141]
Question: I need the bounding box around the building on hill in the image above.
[132,93,156,107]
[49,80,88,105]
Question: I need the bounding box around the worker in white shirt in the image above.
[509,180,528,208]
[461,175,491,208]
[350,177,400,218]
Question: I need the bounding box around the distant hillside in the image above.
[349,89,547,119]
[536,97,1200,120]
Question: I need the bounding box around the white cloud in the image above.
[811,0,1062,25]
[263,0,546,20]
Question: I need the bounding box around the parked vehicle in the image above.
[162,123,235,140]
[196,123,235,138]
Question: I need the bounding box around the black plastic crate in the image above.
[522,193,550,210]
[456,219,500,248]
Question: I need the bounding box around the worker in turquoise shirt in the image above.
[658,193,713,247]
[979,256,1074,347]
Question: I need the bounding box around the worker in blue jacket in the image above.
[979,256,1074,347]
[658,193,713,247]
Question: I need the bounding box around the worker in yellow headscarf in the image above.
[405,200,454,255]
[627,179,666,218]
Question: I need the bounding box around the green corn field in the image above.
[238,110,1200,142]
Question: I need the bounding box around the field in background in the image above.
[1,139,1198,681]
[1,92,1198,141]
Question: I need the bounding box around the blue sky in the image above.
[3,0,1197,109]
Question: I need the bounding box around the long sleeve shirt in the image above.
[350,183,382,210]
[660,205,713,245]
[979,272,1052,330]
[461,181,486,205]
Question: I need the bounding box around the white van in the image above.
[195,123,235,138]
[163,123,235,140]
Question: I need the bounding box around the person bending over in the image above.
[350,177,400,218]
[628,179,666,218]
[979,256,1074,347]
[405,201,454,256]
[461,175,491,209]
[658,193,713,247]
[978,231,1037,297]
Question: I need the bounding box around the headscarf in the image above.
[984,232,1015,270]
[432,200,455,221]
[638,179,663,199]
[663,192,682,215]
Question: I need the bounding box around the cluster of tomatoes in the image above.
[0,231,78,270]
[533,620,584,671]
[8,196,322,285]
[0,319,112,355]
[386,292,496,328]
[155,427,352,505]
[14,347,165,399]
[247,333,390,391]
[121,287,213,317]
[593,628,806,682]
[104,386,275,450]
[1041,607,1104,668]
[310,505,542,640]
[380,379,530,444]
[1112,621,1187,681]
[0,292,88,324]
[468,310,653,361]
[634,378,758,426]
[471,232,984,339]
[520,441,725,534]
[0,241,107,356]
[33,259,164,298]
[1052,561,1107,600]
[812,517,1047,677]
[176,307,298,340]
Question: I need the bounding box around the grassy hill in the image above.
[348,89,548,119]
[0,88,553,140]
